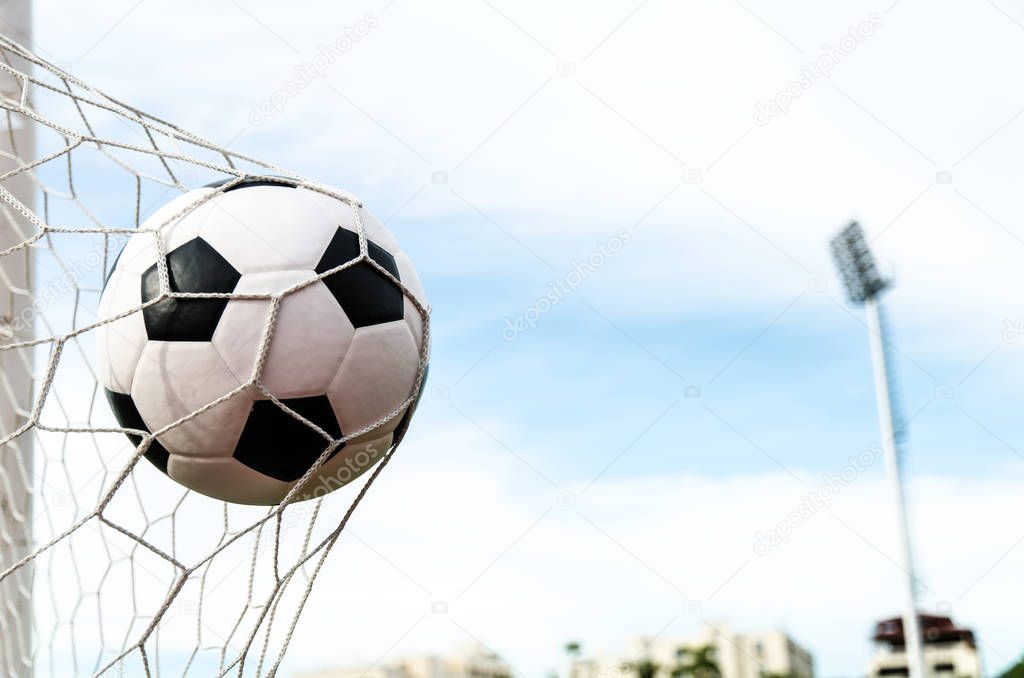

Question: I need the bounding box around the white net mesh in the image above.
[0,32,429,677]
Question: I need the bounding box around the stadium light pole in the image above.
[830,222,926,678]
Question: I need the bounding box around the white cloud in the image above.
[29,0,1024,346]
[20,408,1024,676]
[281,429,1024,677]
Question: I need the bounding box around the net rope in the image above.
[0,32,429,677]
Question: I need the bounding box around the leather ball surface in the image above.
[97,179,428,505]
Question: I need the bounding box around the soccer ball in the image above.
[96,178,429,505]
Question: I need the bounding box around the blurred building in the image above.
[571,623,814,678]
[867,615,981,678]
[294,643,514,678]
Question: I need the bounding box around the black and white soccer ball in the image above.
[97,178,429,505]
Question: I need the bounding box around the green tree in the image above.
[565,641,582,678]
[999,656,1024,678]
[629,658,660,678]
[671,645,721,678]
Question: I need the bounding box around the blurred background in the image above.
[12,0,1024,675]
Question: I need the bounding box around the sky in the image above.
[7,0,1024,675]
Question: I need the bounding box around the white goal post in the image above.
[0,1,35,674]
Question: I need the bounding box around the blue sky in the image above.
[14,0,1024,675]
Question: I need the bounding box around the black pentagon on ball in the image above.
[141,237,241,342]
[233,395,344,483]
[104,388,170,474]
[204,176,298,192]
[315,228,403,328]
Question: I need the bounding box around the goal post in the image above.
[0,0,35,675]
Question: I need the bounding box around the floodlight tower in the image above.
[830,222,925,678]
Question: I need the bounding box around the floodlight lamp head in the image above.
[830,221,889,304]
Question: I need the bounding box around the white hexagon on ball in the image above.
[96,269,147,394]
[212,270,355,398]
[328,320,420,443]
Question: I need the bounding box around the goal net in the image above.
[0,26,427,678]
